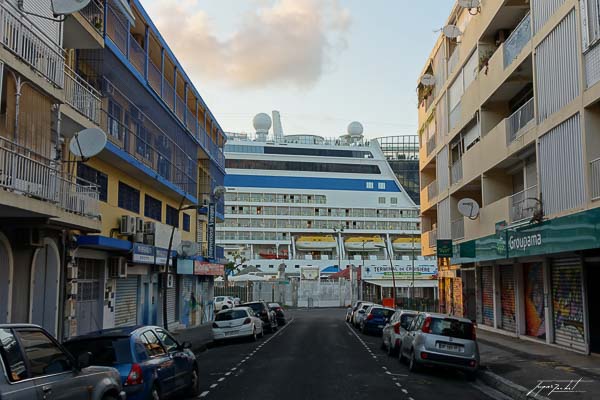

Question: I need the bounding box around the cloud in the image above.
[146,0,351,88]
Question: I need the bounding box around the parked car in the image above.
[243,301,278,332]
[0,324,125,400]
[214,296,234,311]
[64,325,200,400]
[353,302,375,328]
[232,297,242,306]
[359,306,395,335]
[212,307,264,342]
[345,305,353,322]
[381,309,418,356]
[268,302,286,326]
[400,312,479,380]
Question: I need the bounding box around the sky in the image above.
[143,0,455,139]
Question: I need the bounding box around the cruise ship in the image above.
[217,112,437,297]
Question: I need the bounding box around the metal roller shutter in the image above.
[167,285,177,324]
[500,266,516,333]
[524,263,545,339]
[115,276,139,327]
[481,266,494,327]
[552,258,586,352]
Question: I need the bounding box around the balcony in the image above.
[510,185,538,222]
[426,135,436,156]
[451,218,465,240]
[129,35,146,75]
[427,180,438,201]
[63,66,101,124]
[448,47,460,77]
[0,1,65,87]
[163,80,175,110]
[506,98,535,145]
[148,60,162,94]
[451,159,463,185]
[592,158,600,201]
[504,13,531,69]
[176,95,185,122]
[79,0,104,34]
[449,103,462,132]
[0,138,100,219]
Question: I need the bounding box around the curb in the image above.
[477,368,551,400]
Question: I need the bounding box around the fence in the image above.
[64,66,101,124]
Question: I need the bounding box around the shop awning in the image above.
[364,279,438,288]
[77,235,132,251]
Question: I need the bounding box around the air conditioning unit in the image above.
[135,217,144,234]
[108,257,127,278]
[167,274,174,288]
[120,215,136,235]
[144,221,156,234]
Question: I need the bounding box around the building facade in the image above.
[0,0,225,340]
[418,0,600,354]
[376,135,420,204]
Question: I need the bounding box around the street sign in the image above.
[207,203,216,259]
[437,240,453,258]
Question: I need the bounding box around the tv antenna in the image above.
[442,24,463,39]
[69,128,107,162]
[17,0,90,22]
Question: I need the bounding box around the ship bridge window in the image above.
[225,159,381,174]
[391,197,398,205]
[378,182,386,190]
[378,197,386,204]
[264,147,373,158]
[366,182,374,189]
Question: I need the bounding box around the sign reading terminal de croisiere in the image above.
[361,260,437,280]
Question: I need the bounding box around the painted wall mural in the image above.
[524,263,545,339]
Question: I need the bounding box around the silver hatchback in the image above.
[400,313,479,380]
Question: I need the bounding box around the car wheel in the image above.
[186,367,200,396]
[387,341,395,356]
[250,328,257,342]
[408,350,420,373]
[399,350,406,364]
[150,384,161,400]
[380,338,387,350]
[222,305,228,310]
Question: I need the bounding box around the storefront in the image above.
[499,264,516,333]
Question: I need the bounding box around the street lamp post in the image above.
[374,242,396,308]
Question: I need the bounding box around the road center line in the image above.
[210,384,218,389]
[198,391,209,398]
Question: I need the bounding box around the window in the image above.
[16,329,72,377]
[77,163,108,202]
[118,182,140,213]
[366,182,374,189]
[63,337,132,367]
[225,159,381,174]
[378,197,386,204]
[264,146,372,158]
[582,0,600,49]
[182,213,191,232]
[390,197,398,205]
[144,195,162,221]
[141,331,165,357]
[378,182,386,190]
[0,329,28,381]
[155,329,179,353]
[166,205,179,228]
[108,100,123,140]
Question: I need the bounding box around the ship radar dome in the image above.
[347,121,364,136]
[253,113,272,133]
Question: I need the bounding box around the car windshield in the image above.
[430,318,474,340]
[64,337,132,366]
[216,310,248,321]
[370,308,394,318]
[245,303,263,313]
[361,304,371,310]
[400,314,416,329]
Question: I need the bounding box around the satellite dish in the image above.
[420,74,436,87]
[458,0,480,9]
[51,0,91,15]
[443,24,462,39]
[213,185,227,199]
[458,198,480,220]
[69,128,107,160]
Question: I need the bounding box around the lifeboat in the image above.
[295,236,337,251]
[392,237,421,251]
[344,236,384,252]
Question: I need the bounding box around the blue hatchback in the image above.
[64,325,200,400]
[360,306,396,335]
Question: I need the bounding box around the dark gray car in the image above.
[0,324,125,400]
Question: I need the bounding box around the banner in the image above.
[132,243,154,264]
[361,260,437,280]
[208,203,216,259]
[194,261,224,276]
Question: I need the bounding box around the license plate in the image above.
[225,330,238,336]
[377,325,384,329]
[437,342,464,352]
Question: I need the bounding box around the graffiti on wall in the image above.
[552,267,585,343]
[524,264,545,339]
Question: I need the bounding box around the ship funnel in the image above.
[272,110,284,142]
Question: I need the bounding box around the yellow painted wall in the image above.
[84,157,197,243]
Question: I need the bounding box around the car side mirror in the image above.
[76,352,92,369]
[181,341,192,350]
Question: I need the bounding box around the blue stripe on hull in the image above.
[224,174,401,192]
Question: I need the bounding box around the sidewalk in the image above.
[172,323,214,353]
[477,328,600,399]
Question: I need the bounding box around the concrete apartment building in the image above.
[418,0,600,354]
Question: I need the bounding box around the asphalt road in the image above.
[188,308,500,400]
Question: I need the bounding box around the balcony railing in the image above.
[129,35,145,75]
[186,108,196,134]
[79,0,104,34]
[451,159,463,184]
[449,102,461,131]
[106,4,127,54]
[504,13,531,69]
[426,134,436,156]
[163,80,175,110]
[175,95,185,122]
[148,59,162,95]
[451,218,465,240]
[428,229,437,248]
[0,1,65,87]
[510,185,538,222]
[64,66,101,124]
[0,138,100,218]
[427,180,438,201]
[506,97,534,145]
[591,158,600,200]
